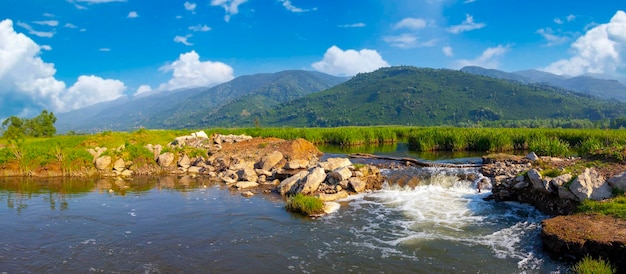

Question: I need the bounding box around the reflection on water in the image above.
[0,169,567,273]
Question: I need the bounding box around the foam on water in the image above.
[339,167,553,271]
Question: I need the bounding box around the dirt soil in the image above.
[213,137,323,164]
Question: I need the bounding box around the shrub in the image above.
[286,193,324,216]
[571,256,615,274]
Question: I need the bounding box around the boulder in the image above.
[349,177,366,193]
[158,153,175,168]
[527,169,551,193]
[188,166,203,174]
[220,170,239,184]
[237,168,258,182]
[284,159,309,170]
[569,168,612,201]
[87,147,107,162]
[255,169,273,177]
[550,174,572,189]
[330,167,352,181]
[193,130,209,139]
[607,171,626,192]
[316,191,349,202]
[95,156,112,171]
[178,155,191,169]
[526,152,539,161]
[557,186,578,200]
[120,169,133,177]
[234,181,259,189]
[113,158,125,172]
[319,158,352,172]
[241,191,255,197]
[258,151,283,171]
[300,167,326,195]
[277,170,309,196]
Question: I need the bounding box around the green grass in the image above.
[578,196,626,220]
[286,193,324,216]
[571,256,616,274]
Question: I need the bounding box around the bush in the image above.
[286,193,324,216]
[571,256,615,274]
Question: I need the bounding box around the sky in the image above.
[1,0,625,119]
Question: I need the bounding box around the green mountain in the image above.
[55,70,346,132]
[225,66,626,127]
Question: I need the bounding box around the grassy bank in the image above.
[2,126,626,175]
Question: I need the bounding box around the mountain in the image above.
[461,66,626,102]
[223,66,626,127]
[55,70,347,132]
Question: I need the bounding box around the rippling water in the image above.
[0,167,567,273]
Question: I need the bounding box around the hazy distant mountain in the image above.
[461,66,626,102]
[55,70,347,132]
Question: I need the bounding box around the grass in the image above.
[578,196,626,220]
[571,256,616,274]
[285,193,324,216]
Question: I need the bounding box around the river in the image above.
[1,147,568,273]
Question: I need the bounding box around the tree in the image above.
[1,116,25,139]
[1,109,57,139]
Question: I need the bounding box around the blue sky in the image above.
[1,0,625,119]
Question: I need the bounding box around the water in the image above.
[0,169,567,273]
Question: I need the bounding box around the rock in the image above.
[145,144,162,161]
[527,169,544,191]
[120,169,133,177]
[550,174,572,189]
[323,202,340,214]
[95,156,112,171]
[113,158,125,172]
[513,181,529,189]
[188,166,202,174]
[607,171,626,192]
[569,168,612,201]
[237,168,258,182]
[193,130,209,139]
[235,181,259,189]
[526,152,539,161]
[258,151,283,171]
[316,191,349,202]
[220,170,239,184]
[178,155,191,169]
[255,169,273,177]
[557,186,578,200]
[241,191,255,197]
[158,153,175,168]
[300,167,326,195]
[330,167,352,181]
[319,158,352,172]
[277,170,309,196]
[349,177,366,193]
[284,159,309,170]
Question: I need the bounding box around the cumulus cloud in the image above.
[174,34,193,46]
[544,10,626,76]
[0,19,126,117]
[447,14,485,34]
[158,51,235,91]
[184,1,197,13]
[442,46,453,57]
[337,23,365,28]
[536,27,570,46]
[311,45,390,77]
[127,11,138,18]
[455,45,509,69]
[211,0,248,22]
[134,85,152,96]
[278,0,316,13]
[16,21,55,38]
[393,17,427,30]
[189,24,211,32]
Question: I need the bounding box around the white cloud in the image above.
[33,20,59,27]
[211,0,248,22]
[127,11,138,18]
[75,0,126,3]
[567,14,576,22]
[544,10,626,76]
[536,28,570,47]
[64,23,78,28]
[158,51,235,91]
[0,19,126,116]
[554,14,576,25]
[41,45,52,51]
[16,21,55,38]
[393,17,426,30]
[384,34,418,48]
[442,46,453,57]
[337,23,365,28]
[464,0,476,3]
[455,45,509,69]
[134,84,152,96]
[63,75,125,110]
[554,18,564,25]
[278,0,316,13]
[447,14,485,34]
[174,34,193,46]
[184,1,196,13]
[189,24,211,32]
[311,45,390,77]
[99,48,111,52]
